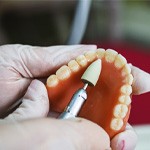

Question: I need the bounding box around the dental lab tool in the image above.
[58,59,102,119]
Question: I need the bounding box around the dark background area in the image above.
[0,0,150,48]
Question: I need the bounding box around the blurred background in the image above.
[0,0,150,47]
[0,0,150,149]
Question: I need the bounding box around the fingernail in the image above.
[111,128,137,150]
[116,139,126,150]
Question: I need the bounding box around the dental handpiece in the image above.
[58,84,88,119]
[58,59,102,119]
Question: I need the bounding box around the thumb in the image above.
[5,80,49,121]
[131,65,150,95]
[0,118,111,150]
[111,124,137,150]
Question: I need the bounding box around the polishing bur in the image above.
[58,59,102,119]
[81,59,102,86]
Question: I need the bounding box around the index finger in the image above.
[14,44,97,78]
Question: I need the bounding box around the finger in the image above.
[111,123,137,150]
[46,118,111,150]
[0,118,111,150]
[5,80,49,121]
[0,78,31,116]
[10,44,97,78]
[130,65,150,95]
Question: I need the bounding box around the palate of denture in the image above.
[46,48,133,138]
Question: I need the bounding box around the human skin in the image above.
[0,44,149,149]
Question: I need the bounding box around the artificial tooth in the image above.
[105,49,118,63]
[76,55,88,67]
[84,51,97,62]
[113,104,128,118]
[56,65,71,80]
[114,54,127,69]
[110,118,123,131]
[68,60,80,72]
[120,84,132,95]
[119,95,131,105]
[96,48,105,59]
[47,75,59,87]
[121,64,131,76]
[123,74,133,85]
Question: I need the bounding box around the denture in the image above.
[46,48,133,139]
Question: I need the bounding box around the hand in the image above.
[0,44,149,149]
[0,44,110,150]
[0,44,96,117]
[111,65,150,150]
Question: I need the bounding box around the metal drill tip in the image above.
[83,83,88,90]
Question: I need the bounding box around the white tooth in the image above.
[119,95,131,105]
[110,118,123,131]
[96,48,105,59]
[113,104,128,118]
[47,75,59,87]
[68,60,80,72]
[120,84,132,95]
[56,65,71,80]
[105,49,118,63]
[123,74,133,85]
[121,64,131,76]
[114,54,127,69]
[84,51,97,62]
[76,55,88,67]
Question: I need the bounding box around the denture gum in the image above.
[46,48,133,138]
